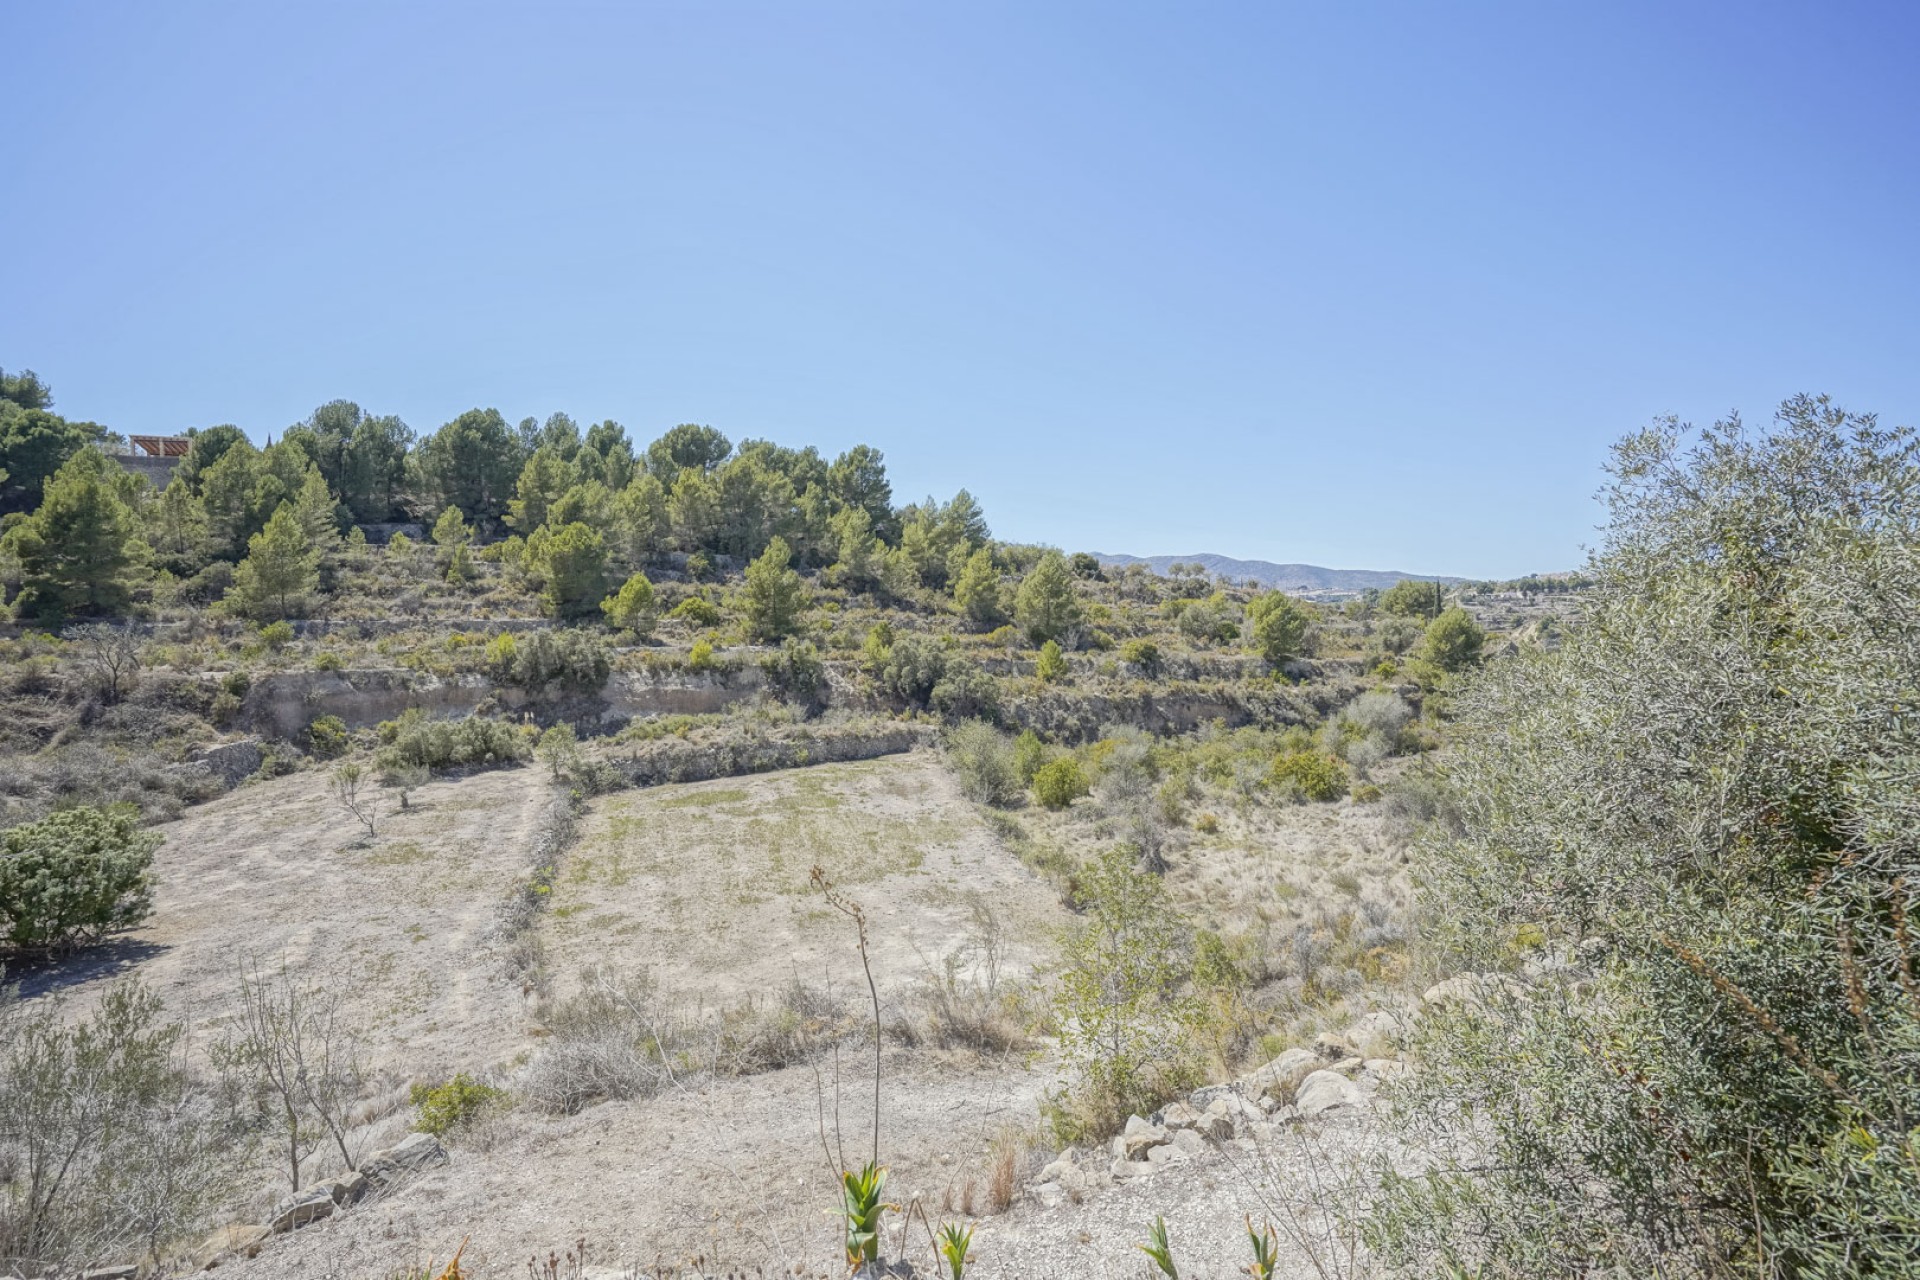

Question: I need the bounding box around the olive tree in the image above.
[1372,397,1920,1278]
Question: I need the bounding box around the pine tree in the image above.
[230,504,319,620]
[4,449,146,622]
[951,546,1006,630]
[1014,550,1083,646]
[742,536,807,640]
[146,476,212,576]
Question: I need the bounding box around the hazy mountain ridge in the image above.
[1091,552,1463,593]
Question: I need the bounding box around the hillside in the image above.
[1091,552,1463,594]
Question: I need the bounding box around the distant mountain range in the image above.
[1090,552,1464,594]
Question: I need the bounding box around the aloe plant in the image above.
[840,1161,890,1272]
[935,1221,974,1279]
[1138,1216,1180,1280]
[1244,1215,1278,1279]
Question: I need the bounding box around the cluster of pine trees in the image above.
[0,371,1020,629]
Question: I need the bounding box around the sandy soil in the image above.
[543,755,1066,1010]
[41,763,555,1078]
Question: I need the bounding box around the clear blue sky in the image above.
[6,2,1917,578]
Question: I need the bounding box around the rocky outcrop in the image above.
[187,738,265,786]
[238,667,767,739]
[259,1133,447,1240]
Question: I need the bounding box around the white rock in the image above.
[266,1186,336,1234]
[1240,1047,1320,1100]
[1295,1069,1366,1117]
[1171,1127,1209,1156]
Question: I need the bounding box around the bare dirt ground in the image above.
[543,755,1066,1010]
[33,751,1399,1278]
[43,763,554,1078]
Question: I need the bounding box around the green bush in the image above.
[947,720,1020,807]
[600,572,657,635]
[1421,605,1486,672]
[0,807,159,954]
[1118,638,1162,677]
[687,638,716,672]
[1035,638,1069,682]
[1012,730,1048,785]
[313,649,346,672]
[410,1073,505,1137]
[375,710,530,775]
[670,595,721,627]
[305,714,349,758]
[257,619,294,649]
[760,639,825,707]
[1032,756,1090,809]
[1267,749,1347,802]
[486,628,610,694]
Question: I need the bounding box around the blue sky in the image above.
[6,2,1917,578]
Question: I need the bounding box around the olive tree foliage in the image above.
[0,980,224,1272]
[1048,845,1201,1141]
[1371,397,1920,1279]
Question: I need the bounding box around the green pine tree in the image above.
[4,448,146,623]
[230,503,320,620]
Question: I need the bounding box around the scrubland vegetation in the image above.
[2,373,1908,1276]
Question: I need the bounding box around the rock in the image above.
[1313,1032,1361,1061]
[1363,1057,1406,1080]
[1037,1156,1088,1194]
[1145,1141,1182,1166]
[82,1268,138,1280]
[1240,1047,1320,1100]
[1344,1010,1405,1049]
[267,1185,336,1233]
[1188,1083,1241,1110]
[1032,1180,1068,1208]
[320,1168,368,1205]
[197,1223,270,1267]
[360,1131,449,1190]
[1328,1056,1365,1077]
[1117,1122,1170,1161]
[1110,1156,1151,1180]
[1160,1100,1204,1131]
[192,739,264,786]
[1171,1127,1210,1156]
[1295,1069,1366,1117]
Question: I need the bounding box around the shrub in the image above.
[257,619,295,649]
[1267,749,1348,802]
[1035,638,1068,682]
[313,649,346,672]
[305,714,349,758]
[410,1073,506,1137]
[1012,730,1048,785]
[0,806,159,954]
[670,595,721,627]
[687,638,716,672]
[760,639,826,707]
[947,721,1020,807]
[1047,846,1200,1141]
[487,628,610,694]
[600,572,657,636]
[1118,638,1162,677]
[1032,756,1090,809]
[1421,605,1486,672]
[375,711,530,775]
